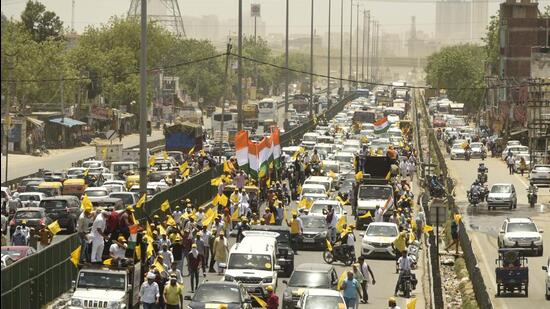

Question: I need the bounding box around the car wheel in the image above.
[538,246,543,257]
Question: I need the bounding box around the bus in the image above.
[211,112,238,131]
[258,98,278,124]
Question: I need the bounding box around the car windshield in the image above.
[77,272,125,290]
[15,211,42,219]
[228,253,272,270]
[304,296,344,309]
[193,285,242,303]
[104,185,123,193]
[303,187,325,195]
[82,162,101,168]
[310,204,340,214]
[1,249,22,257]
[288,271,330,288]
[452,145,463,150]
[366,225,398,237]
[303,135,317,142]
[491,185,511,193]
[86,190,108,197]
[358,186,392,199]
[335,155,353,163]
[301,217,326,229]
[40,200,67,209]
[19,195,40,201]
[507,222,538,233]
[110,194,134,205]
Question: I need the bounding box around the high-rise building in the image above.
[471,0,489,41]
[435,0,472,45]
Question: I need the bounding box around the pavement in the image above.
[444,149,550,307]
[1,130,164,183]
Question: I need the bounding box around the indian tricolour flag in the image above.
[235,130,249,171]
[248,140,260,178]
[272,127,281,168]
[374,117,390,134]
[258,137,271,178]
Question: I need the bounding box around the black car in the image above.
[299,215,328,250]
[282,263,338,309]
[185,281,253,309]
[250,224,294,277]
[39,196,81,233]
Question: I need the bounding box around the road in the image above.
[181,200,427,309]
[1,130,165,183]
[444,150,550,307]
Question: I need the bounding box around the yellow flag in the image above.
[335,216,347,233]
[297,184,302,194]
[158,224,167,235]
[70,245,81,267]
[163,151,169,160]
[101,147,108,160]
[181,168,190,177]
[223,161,232,173]
[385,171,392,180]
[231,193,239,204]
[266,178,271,188]
[423,225,434,233]
[328,170,336,179]
[355,171,363,182]
[134,244,141,261]
[251,295,267,308]
[211,177,223,186]
[188,146,195,155]
[136,194,146,209]
[47,220,61,235]
[81,194,93,211]
[326,239,333,252]
[219,194,229,207]
[146,222,154,240]
[231,207,240,221]
[269,213,275,225]
[83,168,89,177]
[408,231,416,243]
[166,215,176,226]
[148,155,156,167]
[337,271,347,290]
[212,194,221,206]
[299,198,308,209]
[146,240,154,258]
[203,208,218,226]
[179,161,188,173]
[358,211,372,219]
[407,297,417,309]
[160,200,171,212]
[103,258,113,266]
[153,257,165,273]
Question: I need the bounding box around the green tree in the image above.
[482,12,500,75]
[20,0,64,42]
[241,36,275,97]
[425,44,486,112]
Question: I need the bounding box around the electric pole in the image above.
[237,0,243,131]
[138,0,148,198]
[309,0,314,116]
[349,0,353,90]
[339,0,344,98]
[327,0,332,103]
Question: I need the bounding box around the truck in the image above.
[355,156,395,229]
[69,263,142,309]
[95,143,123,163]
[177,106,203,125]
[292,94,310,113]
[164,122,203,153]
[243,102,259,128]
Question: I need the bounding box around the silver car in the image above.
[487,183,517,210]
[529,164,550,186]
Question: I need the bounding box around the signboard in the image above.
[428,198,448,225]
[251,3,261,17]
[90,104,112,120]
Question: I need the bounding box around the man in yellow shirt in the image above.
[286,212,303,253]
[392,226,408,273]
[163,275,183,309]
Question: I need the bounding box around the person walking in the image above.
[506,153,515,175]
[340,271,362,309]
[445,216,460,255]
[358,256,376,304]
[519,157,527,176]
[212,232,229,275]
[351,263,364,308]
[187,243,203,292]
[91,211,110,263]
[266,285,279,309]
[163,275,183,309]
[139,272,160,309]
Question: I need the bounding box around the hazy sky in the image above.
[2,0,549,37]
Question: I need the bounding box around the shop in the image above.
[45,117,86,148]
[1,115,45,154]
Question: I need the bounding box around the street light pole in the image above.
[362,10,367,82]
[366,13,370,82]
[355,3,359,85]
[138,0,148,198]
[349,0,353,90]
[339,0,344,98]
[327,0,331,103]
[309,0,314,116]
[237,0,243,131]
[284,0,289,128]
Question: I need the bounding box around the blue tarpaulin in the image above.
[49,117,86,128]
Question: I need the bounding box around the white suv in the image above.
[543,258,550,300]
[497,218,544,256]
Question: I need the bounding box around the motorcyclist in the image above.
[527,184,538,207]
[469,180,482,201]
[429,175,444,195]
[311,149,320,164]
[394,250,414,296]
[477,163,488,174]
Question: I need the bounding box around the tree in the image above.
[482,12,500,75]
[20,0,64,42]
[425,44,486,112]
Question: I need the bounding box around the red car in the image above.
[1,246,37,261]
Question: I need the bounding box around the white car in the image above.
[361,222,399,257]
[469,142,484,158]
[17,192,47,207]
[543,257,550,300]
[501,145,529,161]
[83,187,111,202]
[506,140,522,147]
[297,288,346,309]
[309,200,345,221]
[487,183,517,210]
[300,184,327,201]
[450,144,466,160]
[497,217,544,256]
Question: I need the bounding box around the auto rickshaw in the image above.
[495,248,529,297]
[37,181,63,197]
[62,178,87,197]
[126,175,140,190]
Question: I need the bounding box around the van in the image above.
[221,232,281,299]
[110,161,139,178]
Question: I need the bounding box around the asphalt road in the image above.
[1,130,165,183]
[181,199,427,309]
[445,150,550,307]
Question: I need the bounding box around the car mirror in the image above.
[539,229,544,233]
[282,280,288,284]
[184,295,192,301]
[543,266,548,271]
[274,265,281,271]
[219,263,227,269]
[359,232,365,237]
[499,230,504,234]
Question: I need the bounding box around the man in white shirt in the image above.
[394,250,413,296]
[325,205,338,242]
[109,236,127,265]
[91,211,110,263]
[374,205,383,222]
[139,272,159,309]
[159,244,174,269]
[358,256,376,303]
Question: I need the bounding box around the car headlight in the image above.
[71,298,82,307]
[263,277,273,284]
[316,231,328,238]
[225,275,234,281]
[109,302,122,309]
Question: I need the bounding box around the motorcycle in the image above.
[467,189,482,207]
[527,185,538,208]
[309,162,321,176]
[323,242,355,266]
[464,150,471,161]
[429,184,446,198]
[397,271,416,298]
[477,171,488,184]
[481,150,487,161]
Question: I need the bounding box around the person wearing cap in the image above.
[357,256,376,303]
[193,232,206,274]
[91,211,110,263]
[213,231,228,275]
[173,206,183,225]
[109,236,127,266]
[235,217,250,243]
[340,270,362,309]
[163,274,183,309]
[118,206,135,239]
[286,212,303,253]
[36,225,53,251]
[212,216,224,236]
[170,234,184,272]
[388,296,401,309]
[159,243,174,269]
[250,213,260,225]
[199,225,212,272]
[187,243,203,292]
[76,207,94,262]
[266,285,279,309]
[139,272,160,309]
